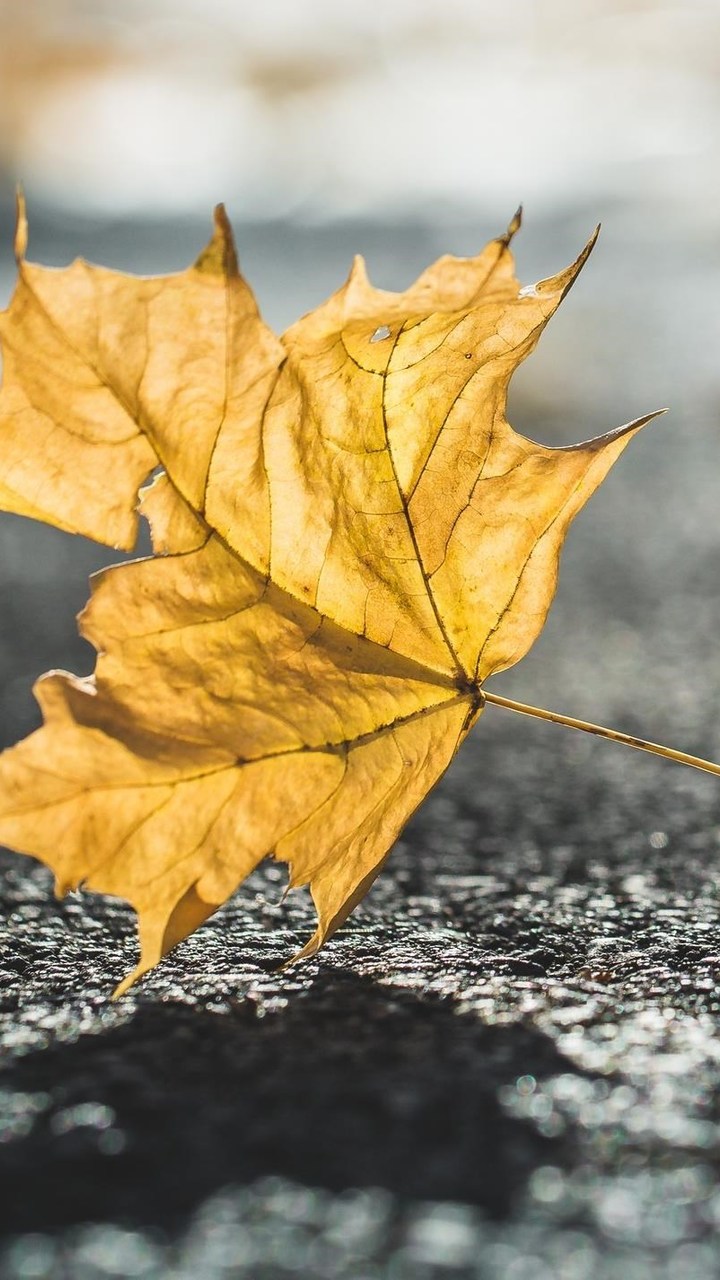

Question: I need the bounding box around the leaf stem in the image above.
[482,691,720,779]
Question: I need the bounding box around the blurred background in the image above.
[1,0,719,755]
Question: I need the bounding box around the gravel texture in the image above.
[1,208,720,1278]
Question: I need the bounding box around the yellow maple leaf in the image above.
[0,199,716,996]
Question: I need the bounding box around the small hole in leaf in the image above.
[370,325,391,343]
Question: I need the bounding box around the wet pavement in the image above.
[1,207,720,1277]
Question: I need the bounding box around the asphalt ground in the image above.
[0,207,720,1278]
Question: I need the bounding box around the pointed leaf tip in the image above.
[194,203,239,277]
[558,223,601,299]
[501,205,523,245]
[611,406,669,439]
[14,186,28,262]
[533,224,601,305]
[347,253,370,288]
[565,407,668,455]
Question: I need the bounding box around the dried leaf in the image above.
[0,200,669,992]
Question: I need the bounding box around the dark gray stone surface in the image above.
[1,208,720,1278]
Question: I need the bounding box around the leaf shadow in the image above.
[0,974,578,1235]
